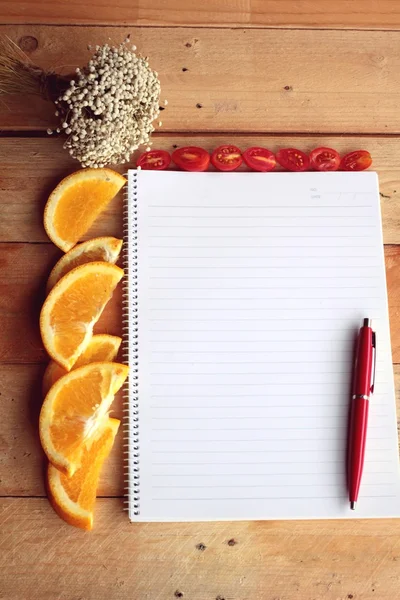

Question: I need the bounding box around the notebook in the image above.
[123,169,400,522]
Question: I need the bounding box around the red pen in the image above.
[347,318,376,510]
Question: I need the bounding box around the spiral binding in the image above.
[122,170,140,518]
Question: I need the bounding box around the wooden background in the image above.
[2,3,400,599]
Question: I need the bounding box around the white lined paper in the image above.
[127,170,400,521]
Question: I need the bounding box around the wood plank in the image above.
[386,246,400,362]
[1,136,400,244]
[0,365,124,497]
[1,26,400,133]
[2,497,400,600]
[0,243,122,364]
[0,138,123,244]
[1,1,399,29]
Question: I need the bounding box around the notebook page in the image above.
[127,170,400,521]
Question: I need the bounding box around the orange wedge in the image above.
[43,168,126,252]
[40,362,128,476]
[47,417,120,530]
[42,334,122,397]
[40,261,123,371]
[47,237,123,292]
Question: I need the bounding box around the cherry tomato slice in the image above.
[276,148,310,172]
[211,145,242,172]
[137,150,171,170]
[243,147,276,172]
[340,150,372,171]
[172,146,210,171]
[309,147,341,171]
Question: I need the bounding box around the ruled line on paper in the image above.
[147,204,374,208]
[149,235,374,239]
[150,265,378,270]
[151,350,354,360]
[149,346,356,350]
[149,298,380,302]
[151,469,394,474]
[151,460,393,466]
[149,396,387,400]
[150,419,388,424]
[151,432,389,438]
[151,483,395,489]
[150,372,355,376]
[150,437,386,443]
[149,266,381,269]
[150,497,398,502]
[148,353,375,357]
[150,275,379,279]
[148,225,377,229]
[153,472,349,477]
[148,244,375,250]
[151,471,394,477]
[149,382,390,386]
[149,317,370,321]
[150,432,348,437]
[152,448,393,454]
[148,213,375,217]
[149,406,388,413]
[149,304,382,308]
[150,285,380,292]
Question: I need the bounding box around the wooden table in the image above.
[2,3,400,599]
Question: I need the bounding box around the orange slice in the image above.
[47,417,120,530]
[40,362,128,476]
[40,261,123,371]
[47,237,123,292]
[43,168,126,252]
[42,334,122,397]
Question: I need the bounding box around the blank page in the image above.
[125,170,400,521]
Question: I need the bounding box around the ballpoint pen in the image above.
[347,318,376,510]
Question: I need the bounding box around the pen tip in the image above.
[350,501,356,510]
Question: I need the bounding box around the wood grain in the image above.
[0,139,123,244]
[1,0,399,29]
[1,136,400,243]
[2,498,400,600]
[1,25,400,133]
[0,365,124,497]
[0,243,122,364]
[385,246,400,361]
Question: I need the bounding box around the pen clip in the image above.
[371,330,377,394]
